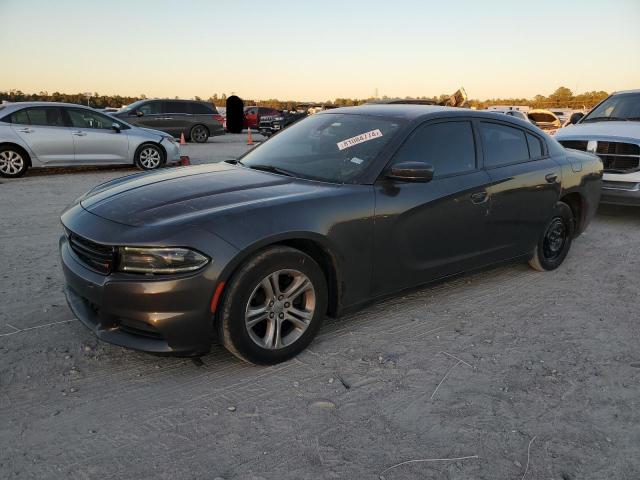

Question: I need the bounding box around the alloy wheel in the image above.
[0,150,25,175]
[192,126,208,143]
[245,269,316,349]
[139,147,161,169]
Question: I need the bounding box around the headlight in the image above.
[118,247,209,274]
[164,136,177,144]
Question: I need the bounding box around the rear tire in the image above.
[190,125,209,143]
[529,201,574,271]
[134,143,164,170]
[0,145,29,178]
[218,246,327,365]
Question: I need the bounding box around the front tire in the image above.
[190,125,209,143]
[529,201,574,271]
[134,143,164,170]
[218,246,328,364]
[0,146,29,178]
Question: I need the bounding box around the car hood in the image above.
[137,126,170,138]
[556,121,640,142]
[80,163,333,227]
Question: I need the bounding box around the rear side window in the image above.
[392,121,476,177]
[190,103,215,114]
[480,122,530,167]
[163,102,190,114]
[9,109,30,125]
[23,107,65,127]
[526,133,544,158]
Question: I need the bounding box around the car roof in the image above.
[321,104,544,133]
[612,89,640,95]
[323,104,458,120]
[320,104,530,122]
[0,101,97,112]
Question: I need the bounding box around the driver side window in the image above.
[138,102,161,115]
[392,121,477,177]
[67,109,115,130]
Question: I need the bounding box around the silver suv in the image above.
[0,102,180,178]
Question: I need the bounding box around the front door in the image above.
[125,101,164,132]
[372,119,495,295]
[64,108,129,164]
[9,107,74,165]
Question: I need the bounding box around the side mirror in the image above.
[569,112,584,125]
[111,123,121,133]
[135,110,144,117]
[386,162,434,182]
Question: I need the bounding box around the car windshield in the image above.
[118,100,146,113]
[582,92,640,122]
[239,113,403,183]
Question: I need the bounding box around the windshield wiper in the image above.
[225,159,244,165]
[247,164,295,177]
[582,116,628,123]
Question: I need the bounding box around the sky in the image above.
[1,0,639,101]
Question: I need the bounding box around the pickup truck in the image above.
[258,110,307,137]
[556,89,640,206]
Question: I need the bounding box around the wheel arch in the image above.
[0,142,32,166]
[220,232,342,318]
[133,141,166,165]
[190,123,210,138]
[559,191,585,237]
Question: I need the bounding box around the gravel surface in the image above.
[1,136,639,479]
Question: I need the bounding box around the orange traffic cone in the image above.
[180,155,190,166]
[180,133,186,145]
[247,127,253,146]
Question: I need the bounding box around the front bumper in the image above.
[600,172,640,206]
[601,182,640,206]
[60,234,216,356]
[163,139,181,162]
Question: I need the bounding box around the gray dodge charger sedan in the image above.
[0,102,180,177]
[60,105,602,365]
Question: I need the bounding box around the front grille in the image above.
[596,142,640,156]
[559,140,640,173]
[68,233,117,274]
[559,140,588,151]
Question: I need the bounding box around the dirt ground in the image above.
[1,136,639,479]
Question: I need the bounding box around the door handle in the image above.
[545,173,558,183]
[72,131,87,136]
[18,128,34,133]
[470,191,489,204]
[160,117,173,120]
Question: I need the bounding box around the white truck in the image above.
[555,89,640,206]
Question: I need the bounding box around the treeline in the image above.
[0,87,609,111]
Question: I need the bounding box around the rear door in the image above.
[64,107,129,164]
[244,107,258,129]
[372,119,494,294]
[10,107,74,165]
[480,120,562,257]
[157,101,191,137]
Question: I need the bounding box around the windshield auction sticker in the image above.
[337,129,383,151]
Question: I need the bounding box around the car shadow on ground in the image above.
[596,203,640,225]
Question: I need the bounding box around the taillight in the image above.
[213,114,224,123]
